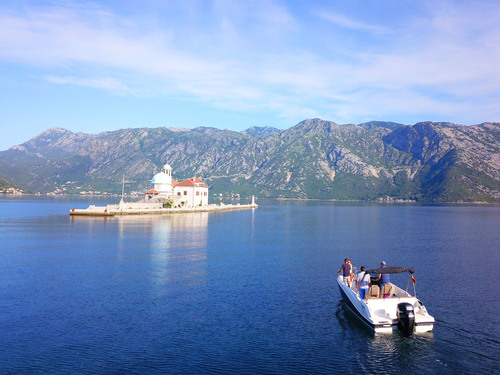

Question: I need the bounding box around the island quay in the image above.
[70,163,257,216]
[70,200,258,217]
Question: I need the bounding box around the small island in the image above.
[70,163,257,216]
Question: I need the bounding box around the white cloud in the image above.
[0,0,499,125]
[44,75,139,96]
[315,11,391,34]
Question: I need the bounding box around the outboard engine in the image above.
[397,302,415,336]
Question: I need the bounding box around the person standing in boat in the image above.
[337,258,352,287]
[376,261,390,287]
[356,266,370,300]
[348,259,357,286]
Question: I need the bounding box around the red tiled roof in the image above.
[175,179,197,187]
[171,180,179,186]
[144,189,160,194]
[175,177,208,187]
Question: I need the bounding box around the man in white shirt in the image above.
[356,266,371,300]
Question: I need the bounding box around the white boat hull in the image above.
[337,275,434,333]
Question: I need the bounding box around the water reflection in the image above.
[167,212,209,252]
[113,213,208,246]
[69,213,210,294]
[115,213,210,291]
[336,300,437,374]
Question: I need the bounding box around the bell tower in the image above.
[162,164,172,181]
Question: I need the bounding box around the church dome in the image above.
[151,162,173,194]
[151,172,170,184]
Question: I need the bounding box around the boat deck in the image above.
[338,275,434,333]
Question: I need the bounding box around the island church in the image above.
[144,164,209,207]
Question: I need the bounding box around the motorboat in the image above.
[337,266,434,335]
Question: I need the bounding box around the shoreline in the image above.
[1,193,497,205]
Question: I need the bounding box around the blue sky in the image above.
[1,0,499,150]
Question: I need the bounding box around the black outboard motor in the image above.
[397,302,415,336]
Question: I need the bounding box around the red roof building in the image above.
[174,177,209,206]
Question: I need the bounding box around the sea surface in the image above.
[1,196,499,374]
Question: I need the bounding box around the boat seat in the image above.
[366,285,380,299]
[380,284,392,298]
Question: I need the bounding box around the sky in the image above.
[1,0,499,151]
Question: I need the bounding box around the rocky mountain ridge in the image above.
[1,119,499,202]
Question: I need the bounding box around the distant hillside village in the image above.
[0,177,29,195]
[1,187,25,195]
[145,163,209,207]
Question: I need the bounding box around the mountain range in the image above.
[0,119,499,202]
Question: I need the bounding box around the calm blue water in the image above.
[1,196,499,374]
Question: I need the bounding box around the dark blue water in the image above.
[1,196,499,374]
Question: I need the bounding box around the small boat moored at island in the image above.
[337,266,434,335]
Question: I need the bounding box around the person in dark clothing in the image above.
[376,261,390,287]
[337,258,352,287]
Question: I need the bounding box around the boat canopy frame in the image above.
[364,266,417,295]
[364,266,414,275]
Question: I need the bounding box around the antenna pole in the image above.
[121,174,125,202]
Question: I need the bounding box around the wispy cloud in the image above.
[314,11,391,34]
[44,75,139,96]
[0,0,499,127]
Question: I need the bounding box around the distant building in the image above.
[174,177,209,207]
[146,164,209,207]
